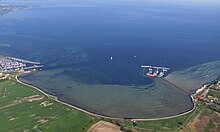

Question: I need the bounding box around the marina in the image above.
[141,65,170,78]
[0,56,43,73]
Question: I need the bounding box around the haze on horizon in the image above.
[3,0,220,7]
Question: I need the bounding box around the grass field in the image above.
[209,89,220,99]
[0,79,97,132]
[133,115,190,131]
[126,109,197,132]
[0,55,6,58]
[100,107,197,132]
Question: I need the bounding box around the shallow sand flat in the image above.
[165,61,220,94]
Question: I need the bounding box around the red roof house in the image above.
[198,96,203,100]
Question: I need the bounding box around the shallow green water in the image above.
[20,61,220,118]
[20,68,194,118]
[166,61,220,93]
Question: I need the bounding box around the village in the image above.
[196,78,220,112]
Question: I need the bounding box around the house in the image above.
[198,96,203,101]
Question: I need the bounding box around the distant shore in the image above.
[16,71,197,121]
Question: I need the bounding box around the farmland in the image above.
[0,78,96,132]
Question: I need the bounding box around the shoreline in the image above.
[15,71,197,121]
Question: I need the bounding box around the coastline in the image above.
[15,71,196,121]
[15,72,119,119]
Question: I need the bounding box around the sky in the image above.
[2,0,220,7]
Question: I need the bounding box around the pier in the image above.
[141,65,170,78]
[0,56,43,73]
[23,65,43,70]
[141,65,170,70]
[7,57,40,65]
[162,78,191,95]
[141,65,191,94]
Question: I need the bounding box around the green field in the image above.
[100,107,197,132]
[0,55,6,58]
[127,110,196,132]
[0,79,97,132]
[209,89,220,99]
[133,115,190,131]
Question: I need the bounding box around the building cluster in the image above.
[0,58,26,72]
[197,79,220,112]
[210,79,220,91]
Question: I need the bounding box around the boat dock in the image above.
[0,56,43,73]
[141,65,170,70]
[141,65,170,78]
[6,57,40,65]
[23,65,43,70]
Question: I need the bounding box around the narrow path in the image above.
[0,102,19,110]
[2,82,14,98]
[162,78,192,95]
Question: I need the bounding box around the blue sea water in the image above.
[1,0,220,118]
